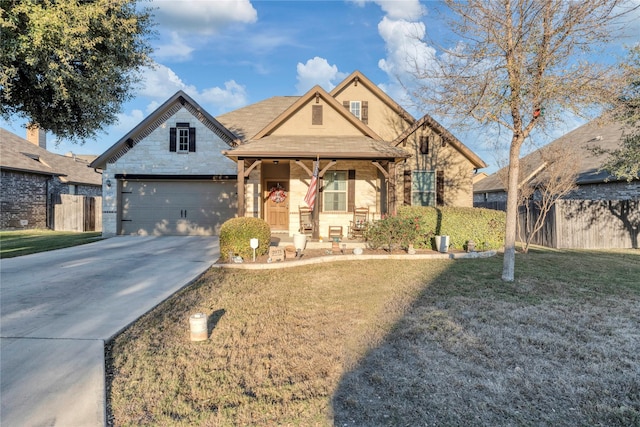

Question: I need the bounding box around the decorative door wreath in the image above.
[268,185,287,203]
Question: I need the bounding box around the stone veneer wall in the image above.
[287,160,380,237]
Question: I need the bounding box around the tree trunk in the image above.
[502,142,522,282]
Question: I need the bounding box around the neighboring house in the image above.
[473,119,640,249]
[1,128,102,230]
[91,71,487,237]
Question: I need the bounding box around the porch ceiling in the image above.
[223,135,410,161]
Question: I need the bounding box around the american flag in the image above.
[304,159,319,211]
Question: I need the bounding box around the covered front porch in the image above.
[223,136,409,239]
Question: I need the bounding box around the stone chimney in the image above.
[26,123,46,150]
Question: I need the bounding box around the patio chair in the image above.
[299,207,314,236]
[328,225,343,241]
[348,207,369,239]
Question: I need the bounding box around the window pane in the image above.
[178,128,189,151]
[325,193,346,211]
[324,171,347,211]
[412,192,434,206]
[412,171,436,207]
[350,101,361,119]
[326,172,347,190]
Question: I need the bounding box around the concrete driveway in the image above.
[0,236,220,426]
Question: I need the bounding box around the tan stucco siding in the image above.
[333,83,412,141]
[398,133,475,208]
[270,100,365,136]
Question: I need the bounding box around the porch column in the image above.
[389,161,397,215]
[236,159,245,217]
[313,174,321,240]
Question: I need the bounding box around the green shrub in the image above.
[219,217,271,261]
[364,214,423,251]
[376,206,506,251]
[436,207,505,251]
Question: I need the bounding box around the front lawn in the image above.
[0,230,102,258]
[107,249,640,426]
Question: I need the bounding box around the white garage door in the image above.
[120,180,237,236]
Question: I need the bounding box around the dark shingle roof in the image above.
[474,119,637,193]
[0,128,101,185]
[223,135,410,160]
[216,96,300,142]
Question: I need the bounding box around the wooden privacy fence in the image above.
[476,199,639,249]
[53,194,102,232]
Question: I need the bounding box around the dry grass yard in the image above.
[106,248,640,426]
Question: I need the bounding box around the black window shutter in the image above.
[188,127,196,152]
[348,170,356,212]
[404,170,412,206]
[169,127,177,152]
[436,170,445,206]
[362,101,368,124]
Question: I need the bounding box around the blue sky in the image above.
[2,0,639,173]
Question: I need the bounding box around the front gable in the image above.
[252,86,381,140]
[330,71,414,141]
[90,91,239,171]
[106,106,238,176]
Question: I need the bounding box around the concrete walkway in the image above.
[0,236,220,427]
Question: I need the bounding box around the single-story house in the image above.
[473,118,639,249]
[1,127,102,230]
[91,71,487,237]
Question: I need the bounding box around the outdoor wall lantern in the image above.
[106,179,112,189]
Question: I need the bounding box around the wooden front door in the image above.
[265,181,289,231]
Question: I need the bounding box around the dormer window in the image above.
[169,123,196,153]
[350,101,361,120]
[343,100,368,124]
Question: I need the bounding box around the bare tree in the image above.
[518,145,579,253]
[410,0,637,281]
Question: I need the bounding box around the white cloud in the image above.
[113,109,146,135]
[349,0,425,20]
[151,0,257,35]
[154,32,195,61]
[361,2,437,112]
[199,80,249,112]
[295,57,348,94]
[137,63,248,114]
[149,0,258,63]
[375,0,426,20]
[139,63,192,99]
[377,17,433,77]
[375,16,435,109]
